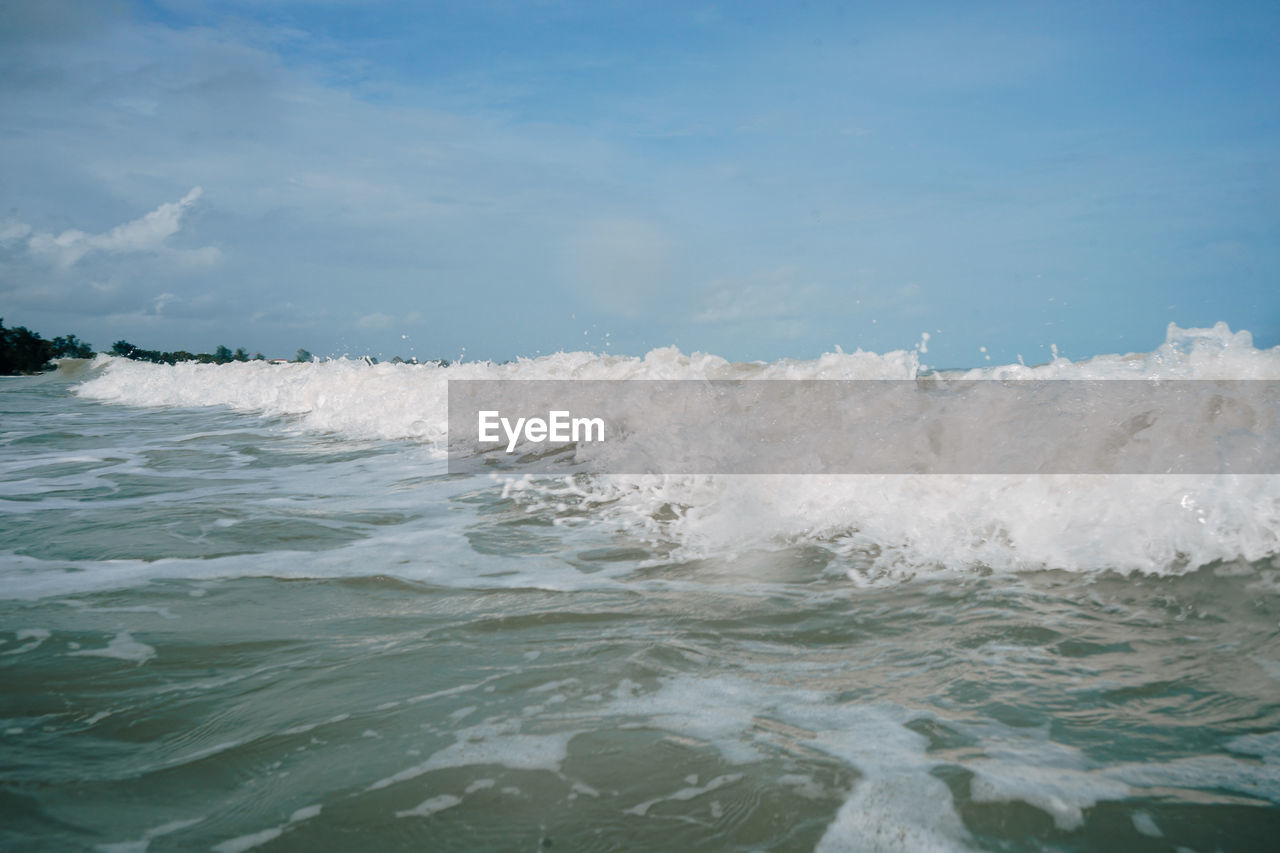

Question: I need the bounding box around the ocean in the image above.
[2,322,1279,852]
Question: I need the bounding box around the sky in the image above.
[1,0,1277,366]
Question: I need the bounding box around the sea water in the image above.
[2,322,1279,851]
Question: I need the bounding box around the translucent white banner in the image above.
[447,380,1280,474]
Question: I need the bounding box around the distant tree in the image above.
[133,347,163,363]
[253,353,265,361]
[105,339,243,366]
[51,334,93,359]
[295,348,312,363]
[0,319,54,374]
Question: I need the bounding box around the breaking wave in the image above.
[72,322,1280,580]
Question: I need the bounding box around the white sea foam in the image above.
[68,631,156,664]
[71,339,924,444]
[585,673,973,850]
[211,826,284,853]
[1131,810,1163,837]
[366,722,577,791]
[95,816,204,853]
[1101,752,1280,802]
[395,794,462,819]
[624,773,744,816]
[68,322,1280,580]
[210,803,321,853]
[968,755,1130,830]
[3,628,51,655]
[815,773,971,853]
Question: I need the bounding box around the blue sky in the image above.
[1,0,1277,366]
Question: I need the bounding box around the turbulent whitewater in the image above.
[3,321,1279,851]
[73,320,1280,580]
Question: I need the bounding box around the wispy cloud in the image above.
[19,188,216,268]
[559,217,681,316]
[356,311,422,331]
[693,271,818,325]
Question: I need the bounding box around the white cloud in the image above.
[356,312,394,330]
[152,292,178,314]
[560,217,681,316]
[23,187,214,268]
[356,311,423,331]
[0,220,32,244]
[94,187,203,253]
[693,272,819,325]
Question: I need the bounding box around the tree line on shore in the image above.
[0,319,316,375]
[1,319,446,375]
[107,340,280,366]
[1,319,94,375]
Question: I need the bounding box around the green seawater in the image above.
[3,373,1280,852]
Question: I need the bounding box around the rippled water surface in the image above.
[3,369,1280,852]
